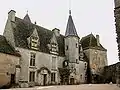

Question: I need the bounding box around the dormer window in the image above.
[51,44,57,52]
[31,37,38,50]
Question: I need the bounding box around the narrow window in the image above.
[76,43,78,48]
[51,73,56,82]
[76,59,79,63]
[29,71,35,82]
[30,52,36,66]
[80,74,82,80]
[66,45,68,50]
[52,57,56,69]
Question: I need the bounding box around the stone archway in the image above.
[37,67,51,86]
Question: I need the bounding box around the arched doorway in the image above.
[37,67,51,86]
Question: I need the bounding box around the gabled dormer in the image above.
[49,33,58,55]
[27,27,39,50]
[23,13,31,23]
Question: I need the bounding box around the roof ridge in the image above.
[15,17,65,36]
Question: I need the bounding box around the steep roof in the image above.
[80,34,106,51]
[0,35,20,56]
[23,14,31,23]
[12,17,65,56]
[65,11,78,37]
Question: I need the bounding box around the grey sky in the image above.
[0,0,118,65]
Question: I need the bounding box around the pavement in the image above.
[1,84,120,90]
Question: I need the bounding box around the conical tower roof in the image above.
[65,10,78,36]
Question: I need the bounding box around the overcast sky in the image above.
[0,0,119,65]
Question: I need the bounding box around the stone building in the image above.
[80,34,108,83]
[0,10,107,87]
[114,0,120,86]
[0,35,20,88]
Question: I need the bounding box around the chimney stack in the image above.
[96,35,100,46]
[8,10,16,22]
[52,28,60,37]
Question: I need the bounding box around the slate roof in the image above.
[65,11,78,37]
[80,34,106,51]
[12,16,65,56]
[0,35,20,56]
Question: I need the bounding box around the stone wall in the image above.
[16,47,65,87]
[0,52,20,87]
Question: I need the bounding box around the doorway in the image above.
[70,78,74,85]
[43,74,47,86]
[11,74,15,85]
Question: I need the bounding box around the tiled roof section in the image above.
[65,14,78,36]
[0,35,20,56]
[23,14,31,23]
[13,17,65,56]
[80,34,106,51]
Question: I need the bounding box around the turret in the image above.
[64,10,79,63]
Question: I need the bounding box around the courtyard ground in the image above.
[1,84,120,90]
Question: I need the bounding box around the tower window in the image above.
[76,59,79,63]
[76,43,78,48]
[66,45,68,50]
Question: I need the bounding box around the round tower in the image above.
[65,10,79,64]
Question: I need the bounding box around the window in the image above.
[29,71,35,82]
[76,59,79,63]
[30,52,36,66]
[31,37,38,50]
[66,45,68,50]
[80,74,82,79]
[76,43,78,48]
[51,44,57,52]
[51,73,56,82]
[85,63,87,70]
[52,57,56,69]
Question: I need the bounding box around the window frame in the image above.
[52,57,57,69]
[31,36,38,49]
[30,52,36,66]
[29,71,35,82]
[66,45,68,50]
[51,73,56,82]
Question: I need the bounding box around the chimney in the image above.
[96,35,100,46]
[8,10,16,22]
[52,28,60,37]
[114,0,120,8]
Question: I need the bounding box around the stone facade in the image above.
[0,52,20,88]
[1,10,107,87]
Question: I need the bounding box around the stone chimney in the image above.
[52,28,60,37]
[8,10,16,22]
[96,35,100,46]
